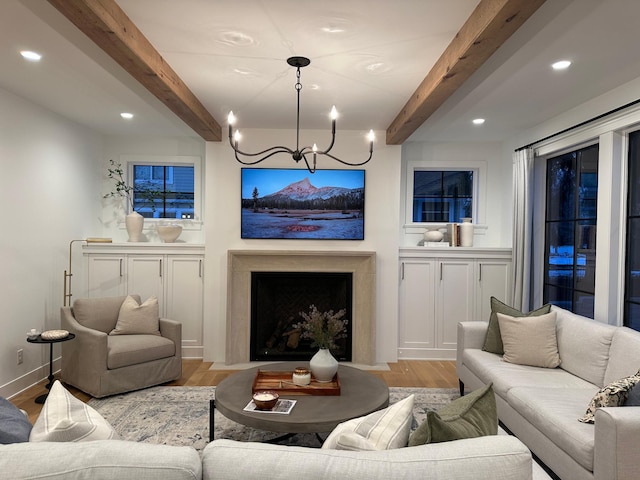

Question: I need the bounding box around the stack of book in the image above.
[448,223,460,246]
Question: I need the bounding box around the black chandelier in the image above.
[227,56,375,174]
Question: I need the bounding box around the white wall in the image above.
[0,87,103,397]
[399,141,512,247]
[203,128,402,364]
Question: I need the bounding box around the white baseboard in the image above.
[1,358,60,399]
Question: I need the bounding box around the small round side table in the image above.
[27,333,76,404]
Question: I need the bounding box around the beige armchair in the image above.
[60,295,182,398]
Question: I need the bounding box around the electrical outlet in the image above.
[17,349,23,365]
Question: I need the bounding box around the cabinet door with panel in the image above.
[87,255,126,298]
[437,260,475,349]
[126,256,165,314]
[165,255,204,356]
[398,260,437,356]
[475,260,512,320]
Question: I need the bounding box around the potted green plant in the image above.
[104,159,145,241]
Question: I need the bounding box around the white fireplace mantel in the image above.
[226,250,376,365]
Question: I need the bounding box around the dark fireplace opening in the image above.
[250,272,353,362]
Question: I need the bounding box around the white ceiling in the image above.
[2,0,640,144]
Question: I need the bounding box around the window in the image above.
[543,144,598,317]
[624,130,640,331]
[133,165,194,219]
[412,170,474,223]
[122,155,201,222]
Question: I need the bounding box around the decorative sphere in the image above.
[424,230,444,242]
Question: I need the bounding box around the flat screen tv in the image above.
[241,168,365,240]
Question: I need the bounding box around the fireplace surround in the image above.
[226,250,376,365]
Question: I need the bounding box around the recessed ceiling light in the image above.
[120,112,134,119]
[218,30,256,47]
[321,26,345,34]
[472,118,485,125]
[20,50,42,61]
[232,67,258,76]
[552,60,571,70]
[365,62,391,75]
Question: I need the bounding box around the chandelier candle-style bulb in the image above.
[330,106,337,134]
[227,56,374,173]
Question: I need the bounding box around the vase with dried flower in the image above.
[104,159,144,241]
[296,305,348,382]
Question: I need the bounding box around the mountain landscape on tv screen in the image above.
[241,177,365,239]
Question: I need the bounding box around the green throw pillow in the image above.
[408,383,497,445]
[482,297,551,354]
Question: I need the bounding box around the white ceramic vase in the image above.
[309,348,339,383]
[125,211,144,242]
[459,217,474,247]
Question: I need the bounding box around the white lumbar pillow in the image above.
[322,394,414,451]
[29,380,119,442]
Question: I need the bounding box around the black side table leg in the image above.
[210,399,215,442]
[35,343,54,404]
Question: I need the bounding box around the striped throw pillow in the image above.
[29,381,119,442]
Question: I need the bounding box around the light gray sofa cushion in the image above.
[462,349,593,398]
[203,436,533,480]
[507,387,598,472]
[604,327,640,385]
[553,306,615,387]
[0,440,202,480]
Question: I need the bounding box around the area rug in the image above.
[88,386,459,453]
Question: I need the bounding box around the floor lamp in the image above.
[63,237,112,306]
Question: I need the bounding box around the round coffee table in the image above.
[211,363,389,441]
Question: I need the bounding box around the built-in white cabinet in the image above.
[398,247,512,359]
[84,244,205,358]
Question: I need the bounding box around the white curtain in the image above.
[512,148,535,311]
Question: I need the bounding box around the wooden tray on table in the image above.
[252,370,341,396]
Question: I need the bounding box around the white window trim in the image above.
[403,159,487,234]
[121,154,202,229]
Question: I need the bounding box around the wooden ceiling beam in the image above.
[386,0,547,145]
[47,0,222,141]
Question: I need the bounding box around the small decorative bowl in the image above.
[252,391,279,410]
[157,224,183,243]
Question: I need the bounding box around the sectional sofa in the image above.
[0,435,534,479]
[0,379,535,479]
[457,304,640,480]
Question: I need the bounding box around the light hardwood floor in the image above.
[11,359,458,425]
